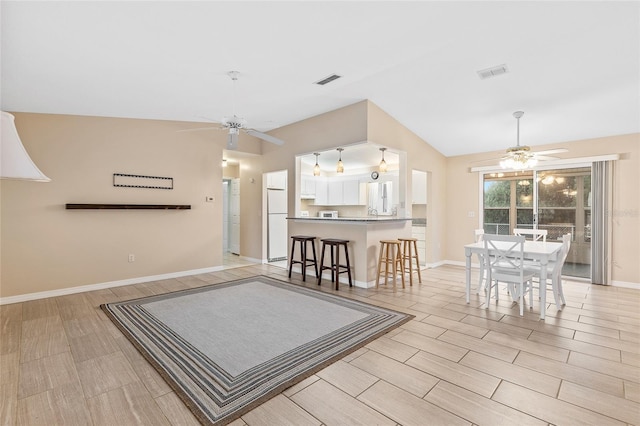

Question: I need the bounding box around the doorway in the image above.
[482,166,592,279]
[222,177,241,268]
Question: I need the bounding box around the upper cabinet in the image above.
[300,176,316,199]
[311,176,365,206]
[267,170,287,189]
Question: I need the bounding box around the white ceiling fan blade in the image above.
[245,129,284,146]
[533,148,568,156]
[227,132,239,150]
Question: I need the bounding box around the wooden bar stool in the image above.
[288,236,318,282]
[376,240,405,288]
[317,239,352,290]
[399,237,422,286]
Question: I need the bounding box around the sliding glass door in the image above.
[483,166,592,279]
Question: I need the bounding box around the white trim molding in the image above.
[0,266,224,305]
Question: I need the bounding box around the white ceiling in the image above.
[1,1,638,157]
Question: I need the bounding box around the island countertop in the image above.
[287,216,412,223]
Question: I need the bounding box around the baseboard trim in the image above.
[611,280,640,290]
[0,266,224,305]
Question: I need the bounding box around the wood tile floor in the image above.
[1,264,639,425]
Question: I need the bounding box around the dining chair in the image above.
[474,229,487,294]
[483,234,536,316]
[526,233,571,310]
[514,228,547,242]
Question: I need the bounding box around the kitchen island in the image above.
[287,216,413,288]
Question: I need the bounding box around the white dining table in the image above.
[464,240,563,320]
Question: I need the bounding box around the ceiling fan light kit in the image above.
[499,111,539,171]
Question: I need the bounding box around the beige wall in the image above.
[0,113,237,298]
[444,133,640,284]
[366,102,448,264]
[2,106,638,300]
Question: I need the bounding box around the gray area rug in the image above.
[101,275,413,425]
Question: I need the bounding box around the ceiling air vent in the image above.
[314,74,342,85]
[477,64,508,80]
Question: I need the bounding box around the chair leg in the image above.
[301,241,307,281]
[288,239,296,278]
[310,240,318,278]
[343,244,353,287]
[558,278,566,306]
[519,282,524,316]
[317,243,327,286]
[414,240,422,284]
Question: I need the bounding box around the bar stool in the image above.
[377,240,405,288]
[288,236,318,282]
[317,239,352,290]
[399,237,422,286]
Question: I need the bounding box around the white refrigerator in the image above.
[267,189,288,261]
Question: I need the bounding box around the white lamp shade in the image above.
[1,111,50,182]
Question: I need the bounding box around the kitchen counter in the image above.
[287,216,413,288]
[287,216,411,223]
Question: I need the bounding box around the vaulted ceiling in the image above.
[1,1,638,157]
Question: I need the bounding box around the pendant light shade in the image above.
[379,147,388,173]
[313,152,321,176]
[1,111,50,182]
[336,148,344,173]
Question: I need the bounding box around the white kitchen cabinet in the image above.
[314,179,328,205]
[327,181,343,205]
[266,170,287,189]
[342,180,361,205]
[301,176,316,199]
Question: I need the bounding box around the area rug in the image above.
[101,275,413,425]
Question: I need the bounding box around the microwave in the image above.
[318,210,339,218]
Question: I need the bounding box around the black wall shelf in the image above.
[65,204,191,210]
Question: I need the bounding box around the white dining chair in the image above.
[514,228,547,242]
[474,229,487,294]
[526,233,571,310]
[483,234,536,316]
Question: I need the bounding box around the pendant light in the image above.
[313,152,321,176]
[336,148,344,173]
[1,111,50,182]
[379,148,388,173]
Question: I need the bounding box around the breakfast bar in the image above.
[287,216,413,288]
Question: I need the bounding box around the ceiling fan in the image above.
[473,111,567,170]
[181,71,285,150]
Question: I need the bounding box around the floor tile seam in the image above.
[491,379,614,425]
[567,352,639,382]
[513,351,626,393]
[555,379,638,425]
[527,336,622,363]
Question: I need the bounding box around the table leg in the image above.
[465,251,471,304]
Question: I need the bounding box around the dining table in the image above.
[464,240,563,320]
